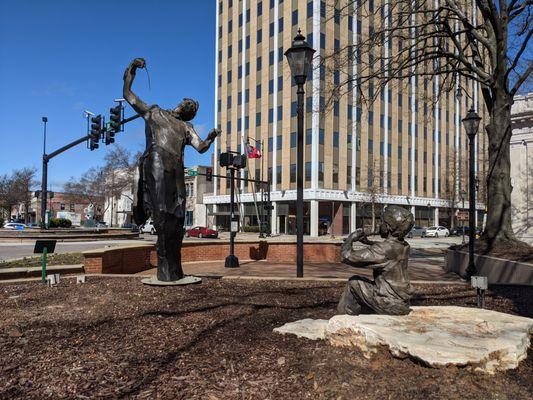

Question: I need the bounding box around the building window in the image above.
[290,132,296,147]
[277,165,282,185]
[278,76,283,91]
[277,106,282,120]
[227,95,232,108]
[185,211,194,226]
[320,33,325,49]
[258,1,262,16]
[291,101,297,117]
[318,162,324,181]
[268,137,273,151]
[69,203,75,212]
[256,83,261,97]
[307,1,313,18]
[333,132,339,147]
[228,20,233,33]
[292,9,298,25]
[257,29,262,43]
[305,162,312,181]
[268,108,273,123]
[278,17,284,32]
[319,129,325,145]
[269,79,274,94]
[269,22,274,37]
[306,128,312,144]
[60,203,65,210]
[256,112,261,126]
[333,164,339,183]
[269,50,274,65]
[290,164,296,183]
[277,135,282,150]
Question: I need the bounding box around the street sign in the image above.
[457,211,469,221]
[187,170,198,177]
[231,221,239,232]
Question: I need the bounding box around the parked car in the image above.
[121,222,139,232]
[3,222,27,230]
[450,226,482,237]
[140,219,156,235]
[186,226,218,239]
[26,222,39,228]
[425,226,450,238]
[406,226,426,238]
[95,221,108,228]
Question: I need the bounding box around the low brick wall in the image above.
[83,244,155,274]
[83,241,342,274]
[445,250,533,286]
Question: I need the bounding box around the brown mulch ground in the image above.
[452,241,533,263]
[0,278,531,400]
[0,252,84,269]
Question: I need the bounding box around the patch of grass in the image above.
[0,253,84,269]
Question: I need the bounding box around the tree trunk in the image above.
[483,90,517,246]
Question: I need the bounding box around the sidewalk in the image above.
[138,256,463,283]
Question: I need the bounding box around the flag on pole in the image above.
[246,143,262,158]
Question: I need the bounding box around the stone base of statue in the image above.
[274,306,533,373]
[141,275,202,286]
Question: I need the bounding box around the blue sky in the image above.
[0,0,216,189]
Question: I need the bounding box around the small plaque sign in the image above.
[34,240,57,254]
[471,275,488,290]
[231,221,239,232]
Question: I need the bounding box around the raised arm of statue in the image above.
[187,127,221,154]
[341,240,388,269]
[123,58,150,116]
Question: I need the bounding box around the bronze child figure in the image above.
[123,58,220,282]
[337,205,415,315]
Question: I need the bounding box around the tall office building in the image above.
[205,0,488,236]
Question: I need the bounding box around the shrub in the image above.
[242,225,260,232]
[49,218,72,228]
[0,217,4,227]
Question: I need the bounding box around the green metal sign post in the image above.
[34,240,57,283]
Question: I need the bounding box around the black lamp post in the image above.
[460,188,467,244]
[40,117,48,229]
[285,29,315,278]
[462,108,481,278]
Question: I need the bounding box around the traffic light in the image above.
[109,105,122,133]
[105,130,115,145]
[206,167,213,182]
[219,152,234,167]
[89,115,102,150]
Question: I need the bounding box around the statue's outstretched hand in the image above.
[131,58,146,69]
[207,128,221,141]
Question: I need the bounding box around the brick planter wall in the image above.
[445,250,533,285]
[83,241,342,274]
[83,244,155,274]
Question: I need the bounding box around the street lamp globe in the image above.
[462,108,481,139]
[284,29,315,85]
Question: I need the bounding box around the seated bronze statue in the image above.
[337,205,415,316]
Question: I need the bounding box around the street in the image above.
[0,234,463,262]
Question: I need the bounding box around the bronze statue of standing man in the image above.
[123,58,220,282]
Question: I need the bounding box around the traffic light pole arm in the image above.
[197,171,268,186]
[44,134,92,162]
[121,113,141,125]
[43,113,141,162]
